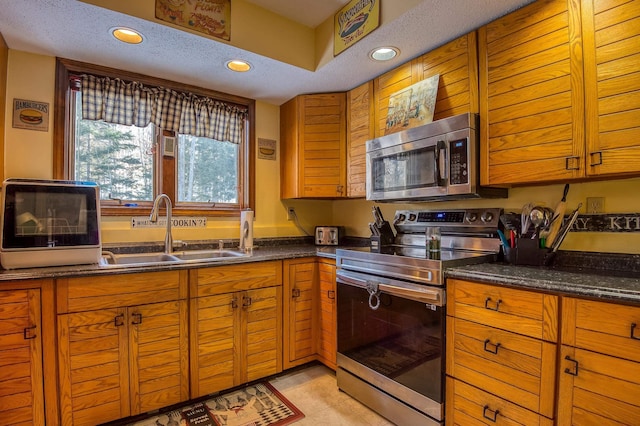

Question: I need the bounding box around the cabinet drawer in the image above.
[57,271,187,313]
[446,377,553,426]
[558,345,640,424]
[562,297,640,362]
[446,317,556,418]
[191,260,282,297]
[447,279,558,341]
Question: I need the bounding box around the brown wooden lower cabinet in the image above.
[283,258,317,369]
[557,297,640,424]
[317,258,337,369]
[0,285,45,425]
[56,271,189,426]
[189,261,283,398]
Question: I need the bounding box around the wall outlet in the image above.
[586,197,605,214]
[287,207,295,221]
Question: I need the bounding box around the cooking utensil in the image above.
[529,206,546,237]
[500,213,521,234]
[545,184,570,248]
[521,203,533,235]
[550,203,582,252]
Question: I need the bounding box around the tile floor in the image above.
[270,364,395,426]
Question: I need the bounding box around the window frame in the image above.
[54,58,255,217]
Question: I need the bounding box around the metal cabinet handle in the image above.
[483,339,501,354]
[292,288,300,298]
[564,355,579,376]
[231,298,238,309]
[114,313,125,327]
[243,296,252,307]
[565,156,580,170]
[131,312,143,325]
[23,325,37,340]
[483,405,500,422]
[327,290,335,300]
[631,323,640,340]
[484,297,502,311]
[590,151,603,166]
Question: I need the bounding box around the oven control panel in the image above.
[393,208,502,233]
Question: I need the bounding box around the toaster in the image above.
[315,226,344,246]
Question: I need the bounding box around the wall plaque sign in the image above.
[572,214,640,232]
[12,98,49,132]
[156,0,230,41]
[334,0,380,56]
[258,138,276,160]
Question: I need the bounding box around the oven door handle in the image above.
[337,270,444,306]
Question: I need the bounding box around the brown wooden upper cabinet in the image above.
[280,93,347,198]
[480,0,640,186]
[346,81,374,198]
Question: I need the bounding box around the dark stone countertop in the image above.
[446,262,640,304]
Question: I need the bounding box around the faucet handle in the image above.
[218,240,224,250]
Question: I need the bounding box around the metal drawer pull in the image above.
[114,313,125,327]
[292,288,300,298]
[131,312,143,325]
[482,405,500,422]
[631,323,640,340]
[23,325,37,340]
[565,156,580,170]
[243,297,252,307]
[483,339,501,354]
[484,297,502,311]
[231,298,238,309]
[564,355,579,376]
[327,290,335,300]
[590,151,603,166]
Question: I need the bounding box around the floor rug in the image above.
[124,382,304,426]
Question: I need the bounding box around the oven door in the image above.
[336,268,445,422]
[366,138,447,201]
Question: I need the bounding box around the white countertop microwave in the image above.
[0,178,102,269]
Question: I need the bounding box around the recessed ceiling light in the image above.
[369,46,400,61]
[225,60,252,72]
[111,27,144,44]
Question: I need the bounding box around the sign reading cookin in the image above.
[132,216,207,228]
[334,0,380,56]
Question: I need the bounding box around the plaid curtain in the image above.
[81,74,247,144]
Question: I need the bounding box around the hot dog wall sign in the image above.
[13,98,49,132]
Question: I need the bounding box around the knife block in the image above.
[504,237,554,266]
[370,221,395,253]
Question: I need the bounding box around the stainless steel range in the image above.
[335,208,502,425]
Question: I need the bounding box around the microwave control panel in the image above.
[449,138,468,185]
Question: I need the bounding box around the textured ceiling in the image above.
[0,0,534,105]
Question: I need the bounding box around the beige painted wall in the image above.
[3,49,640,253]
[3,50,331,245]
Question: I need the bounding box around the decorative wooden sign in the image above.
[156,0,230,41]
[572,214,640,232]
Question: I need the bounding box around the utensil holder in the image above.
[504,237,554,266]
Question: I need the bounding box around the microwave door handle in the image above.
[436,140,447,185]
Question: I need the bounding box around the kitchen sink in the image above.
[172,249,248,261]
[101,252,181,265]
[100,249,247,266]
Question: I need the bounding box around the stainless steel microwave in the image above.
[366,113,507,202]
[0,178,102,269]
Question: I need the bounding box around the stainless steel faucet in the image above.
[149,194,173,254]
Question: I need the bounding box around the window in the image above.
[54,58,255,216]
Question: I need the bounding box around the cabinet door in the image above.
[479,0,585,185]
[558,345,640,425]
[317,261,337,369]
[243,286,282,383]
[190,292,237,398]
[280,94,347,199]
[283,260,317,369]
[0,289,44,425]
[347,81,374,198]
[583,0,640,176]
[129,300,189,414]
[58,308,130,426]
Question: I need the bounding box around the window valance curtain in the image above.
[81,74,247,144]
